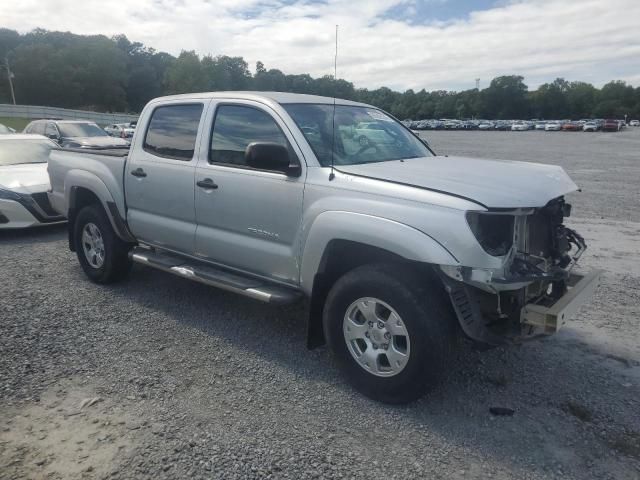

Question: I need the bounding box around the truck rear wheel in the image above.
[323,263,455,404]
[74,204,132,284]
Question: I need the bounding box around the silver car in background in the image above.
[104,123,135,139]
[24,120,130,149]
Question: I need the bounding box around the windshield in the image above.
[283,104,432,166]
[58,123,108,138]
[0,140,53,166]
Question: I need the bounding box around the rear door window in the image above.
[143,104,204,161]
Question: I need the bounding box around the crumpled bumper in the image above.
[520,270,602,334]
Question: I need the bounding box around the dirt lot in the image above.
[1,129,639,480]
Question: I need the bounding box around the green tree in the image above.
[164,50,206,94]
[201,55,251,91]
[593,80,635,118]
[566,81,597,119]
[483,75,530,119]
[533,78,570,119]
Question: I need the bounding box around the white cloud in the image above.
[1,0,639,91]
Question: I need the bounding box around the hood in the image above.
[339,156,578,209]
[63,136,129,147]
[0,163,50,194]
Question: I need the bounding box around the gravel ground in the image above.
[1,128,639,480]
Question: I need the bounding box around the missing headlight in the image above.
[466,212,514,256]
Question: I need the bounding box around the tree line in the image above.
[1,28,639,120]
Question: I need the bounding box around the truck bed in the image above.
[47,146,129,219]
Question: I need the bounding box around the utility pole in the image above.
[475,78,480,90]
[3,56,16,105]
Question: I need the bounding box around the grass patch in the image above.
[561,400,593,422]
[0,117,30,131]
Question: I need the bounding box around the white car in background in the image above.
[583,122,598,132]
[630,120,639,127]
[354,122,396,146]
[545,122,562,131]
[0,134,65,228]
[534,122,546,130]
[478,122,494,130]
[511,121,529,131]
[104,123,135,139]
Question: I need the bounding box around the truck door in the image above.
[125,101,208,254]
[194,101,306,285]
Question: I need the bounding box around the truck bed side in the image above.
[47,147,132,242]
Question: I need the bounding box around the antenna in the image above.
[334,24,338,80]
[329,24,338,181]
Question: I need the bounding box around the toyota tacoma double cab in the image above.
[47,92,601,404]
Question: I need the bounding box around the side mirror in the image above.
[46,133,58,140]
[245,142,300,176]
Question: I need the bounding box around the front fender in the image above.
[299,211,459,295]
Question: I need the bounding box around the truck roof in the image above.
[150,91,371,108]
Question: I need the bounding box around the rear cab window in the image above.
[143,103,204,161]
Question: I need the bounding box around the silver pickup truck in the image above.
[47,92,601,403]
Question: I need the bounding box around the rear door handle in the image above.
[197,178,218,189]
[130,168,147,178]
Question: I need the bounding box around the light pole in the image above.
[1,56,16,105]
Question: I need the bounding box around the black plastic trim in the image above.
[13,194,65,224]
[106,201,136,243]
[51,146,130,157]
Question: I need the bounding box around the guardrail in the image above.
[0,104,138,124]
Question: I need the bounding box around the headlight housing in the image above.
[466,212,515,257]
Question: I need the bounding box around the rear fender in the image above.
[64,170,135,246]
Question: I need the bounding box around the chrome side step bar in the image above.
[129,247,301,305]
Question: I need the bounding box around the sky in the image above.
[1,0,639,92]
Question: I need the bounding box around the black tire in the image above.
[323,263,456,404]
[74,204,132,284]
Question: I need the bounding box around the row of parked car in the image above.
[404,118,638,132]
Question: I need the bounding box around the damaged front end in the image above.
[441,197,601,346]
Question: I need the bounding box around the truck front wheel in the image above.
[323,263,455,404]
[74,204,132,284]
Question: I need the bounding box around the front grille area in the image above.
[30,192,61,217]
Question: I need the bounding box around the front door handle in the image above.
[130,168,147,178]
[197,178,218,189]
